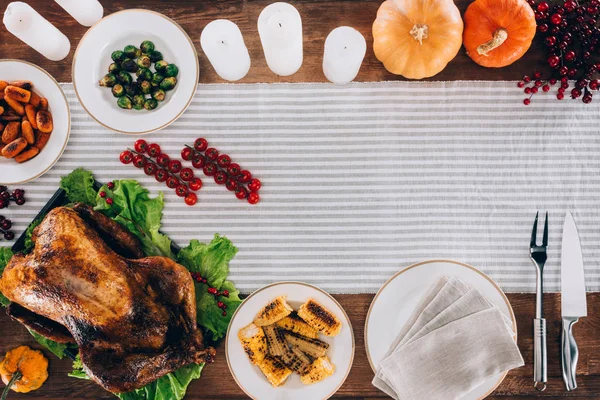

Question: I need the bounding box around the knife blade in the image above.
[561,211,587,391]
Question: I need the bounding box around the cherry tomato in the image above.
[175,184,189,197]
[133,155,146,168]
[189,177,203,191]
[194,138,208,152]
[226,178,238,191]
[239,170,252,183]
[205,147,219,161]
[156,153,170,167]
[192,154,206,169]
[180,168,194,181]
[185,193,198,206]
[227,163,241,176]
[168,160,182,173]
[134,139,148,153]
[203,163,217,176]
[235,187,247,199]
[248,178,261,192]
[247,192,260,204]
[214,171,227,185]
[120,150,134,164]
[181,147,193,161]
[217,154,231,168]
[147,143,161,157]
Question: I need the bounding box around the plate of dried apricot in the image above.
[226,282,354,400]
[0,60,70,184]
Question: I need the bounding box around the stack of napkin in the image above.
[373,276,524,400]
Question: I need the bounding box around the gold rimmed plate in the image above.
[226,281,355,400]
[72,9,199,134]
[0,59,70,185]
[365,260,517,400]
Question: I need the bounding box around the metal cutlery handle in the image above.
[561,316,580,391]
[533,318,547,391]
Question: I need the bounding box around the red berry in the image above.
[239,170,252,183]
[564,0,576,12]
[531,87,538,94]
[192,154,207,169]
[156,153,170,167]
[106,198,114,205]
[99,191,106,198]
[214,171,227,185]
[557,92,565,100]
[523,75,531,83]
[542,84,550,92]
[222,311,227,317]
[168,159,182,173]
[217,301,224,308]
[590,79,599,90]
[533,71,542,79]
[217,154,231,168]
[538,23,549,33]
[134,139,148,153]
[524,87,532,94]
[235,187,248,199]
[147,143,161,157]
[547,55,560,68]
[133,154,146,168]
[537,2,549,12]
[534,80,542,87]
[107,182,115,190]
[571,88,582,98]
[208,287,217,294]
[194,138,208,152]
[166,176,180,189]
[248,178,261,192]
[120,150,134,164]
[155,168,168,182]
[247,192,260,204]
[205,147,219,160]
[203,163,217,176]
[545,36,557,46]
[175,184,189,197]
[583,94,593,103]
[180,168,194,181]
[189,177,203,191]
[144,163,157,176]
[549,78,557,85]
[222,290,229,297]
[517,81,525,88]
[227,163,241,176]
[185,193,198,206]
[558,87,565,94]
[523,98,531,105]
[226,178,238,191]
[181,147,193,161]
[559,66,569,76]
[565,50,576,61]
[550,13,562,25]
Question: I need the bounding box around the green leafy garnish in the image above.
[68,354,89,380]
[116,363,204,400]
[59,167,97,206]
[27,329,70,359]
[0,247,13,307]
[22,217,42,254]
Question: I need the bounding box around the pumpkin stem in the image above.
[410,24,429,45]
[477,28,509,56]
[1,371,22,400]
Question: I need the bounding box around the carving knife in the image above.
[561,211,587,391]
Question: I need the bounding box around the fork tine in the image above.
[542,212,548,247]
[530,211,539,247]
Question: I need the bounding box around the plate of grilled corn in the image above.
[226,282,354,400]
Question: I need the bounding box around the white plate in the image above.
[72,9,199,134]
[0,60,70,185]
[365,260,517,400]
[226,281,355,400]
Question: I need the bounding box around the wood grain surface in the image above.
[1,0,598,399]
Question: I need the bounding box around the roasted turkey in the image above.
[0,205,213,393]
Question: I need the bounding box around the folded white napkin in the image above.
[373,276,523,400]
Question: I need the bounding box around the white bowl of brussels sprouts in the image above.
[72,9,199,134]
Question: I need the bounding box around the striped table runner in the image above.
[12,81,600,293]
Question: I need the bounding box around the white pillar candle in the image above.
[3,2,70,61]
[54,0,103,27]
[258,2,303,76]
[200,20,251,82]
[323,27,366,85]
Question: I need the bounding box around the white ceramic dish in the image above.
[0,59,70,185]
[226,281,354,400]
[72,9,198,134]
[365,260,517,400]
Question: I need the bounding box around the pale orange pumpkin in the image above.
[463,0,536,68]
[372,0,464,79]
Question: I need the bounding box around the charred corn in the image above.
[238,323,268,365]
[283,331,329,358]
[297,298,342,337]
[276,312,319,339]
[257,356,292,387]
[254,296,293,326]
[278,347,312,374]
[300,356,335,385]
[263,324,288,357]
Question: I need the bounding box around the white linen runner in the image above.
[11,81,600,293]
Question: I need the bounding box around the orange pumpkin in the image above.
[463,0,536,68]
[372,0,464,79]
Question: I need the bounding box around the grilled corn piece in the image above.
[297,298,342,337]
[254,296,293,326]
[276,312,319,339]
[257,356,292,387]
[263,325,288,357]
[283,331,329,358]
[278,347,312,374]
[300,356,335,385]
[238,323,268,365]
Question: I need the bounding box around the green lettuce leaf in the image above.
[68,354,90,380]
[194,280,242,341]
[94,180,174,259]
[22,217,42,254]
[0,247,13,307]
[28,329,70,359]
[116,363,204,400]
[60,168,97,206]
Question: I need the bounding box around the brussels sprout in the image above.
[159,76,177,91]
[132,94,145,110]
[139,80,152,94]
[149,50,163,63]
[116,70,133,85]
[111,84,125,98]
[99,73,117,87]
[154,60,168,73]
[152,88,166,101]
[144,98,158,111]
[164,64,179,77]
[151,73,165,87]
[136,68,153,81]
[108,62,120,73]
[123,45,141,59]
[140,40,155,54]
[125,83,141,97]
[111,50,125,63]
[121,58,138,73]
[137,54,151,69]
[117,96,133,110]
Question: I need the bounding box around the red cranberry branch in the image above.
[189,272,230,316]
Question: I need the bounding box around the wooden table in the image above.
[0,0,598,399]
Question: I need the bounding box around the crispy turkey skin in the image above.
[0,206,213,393]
